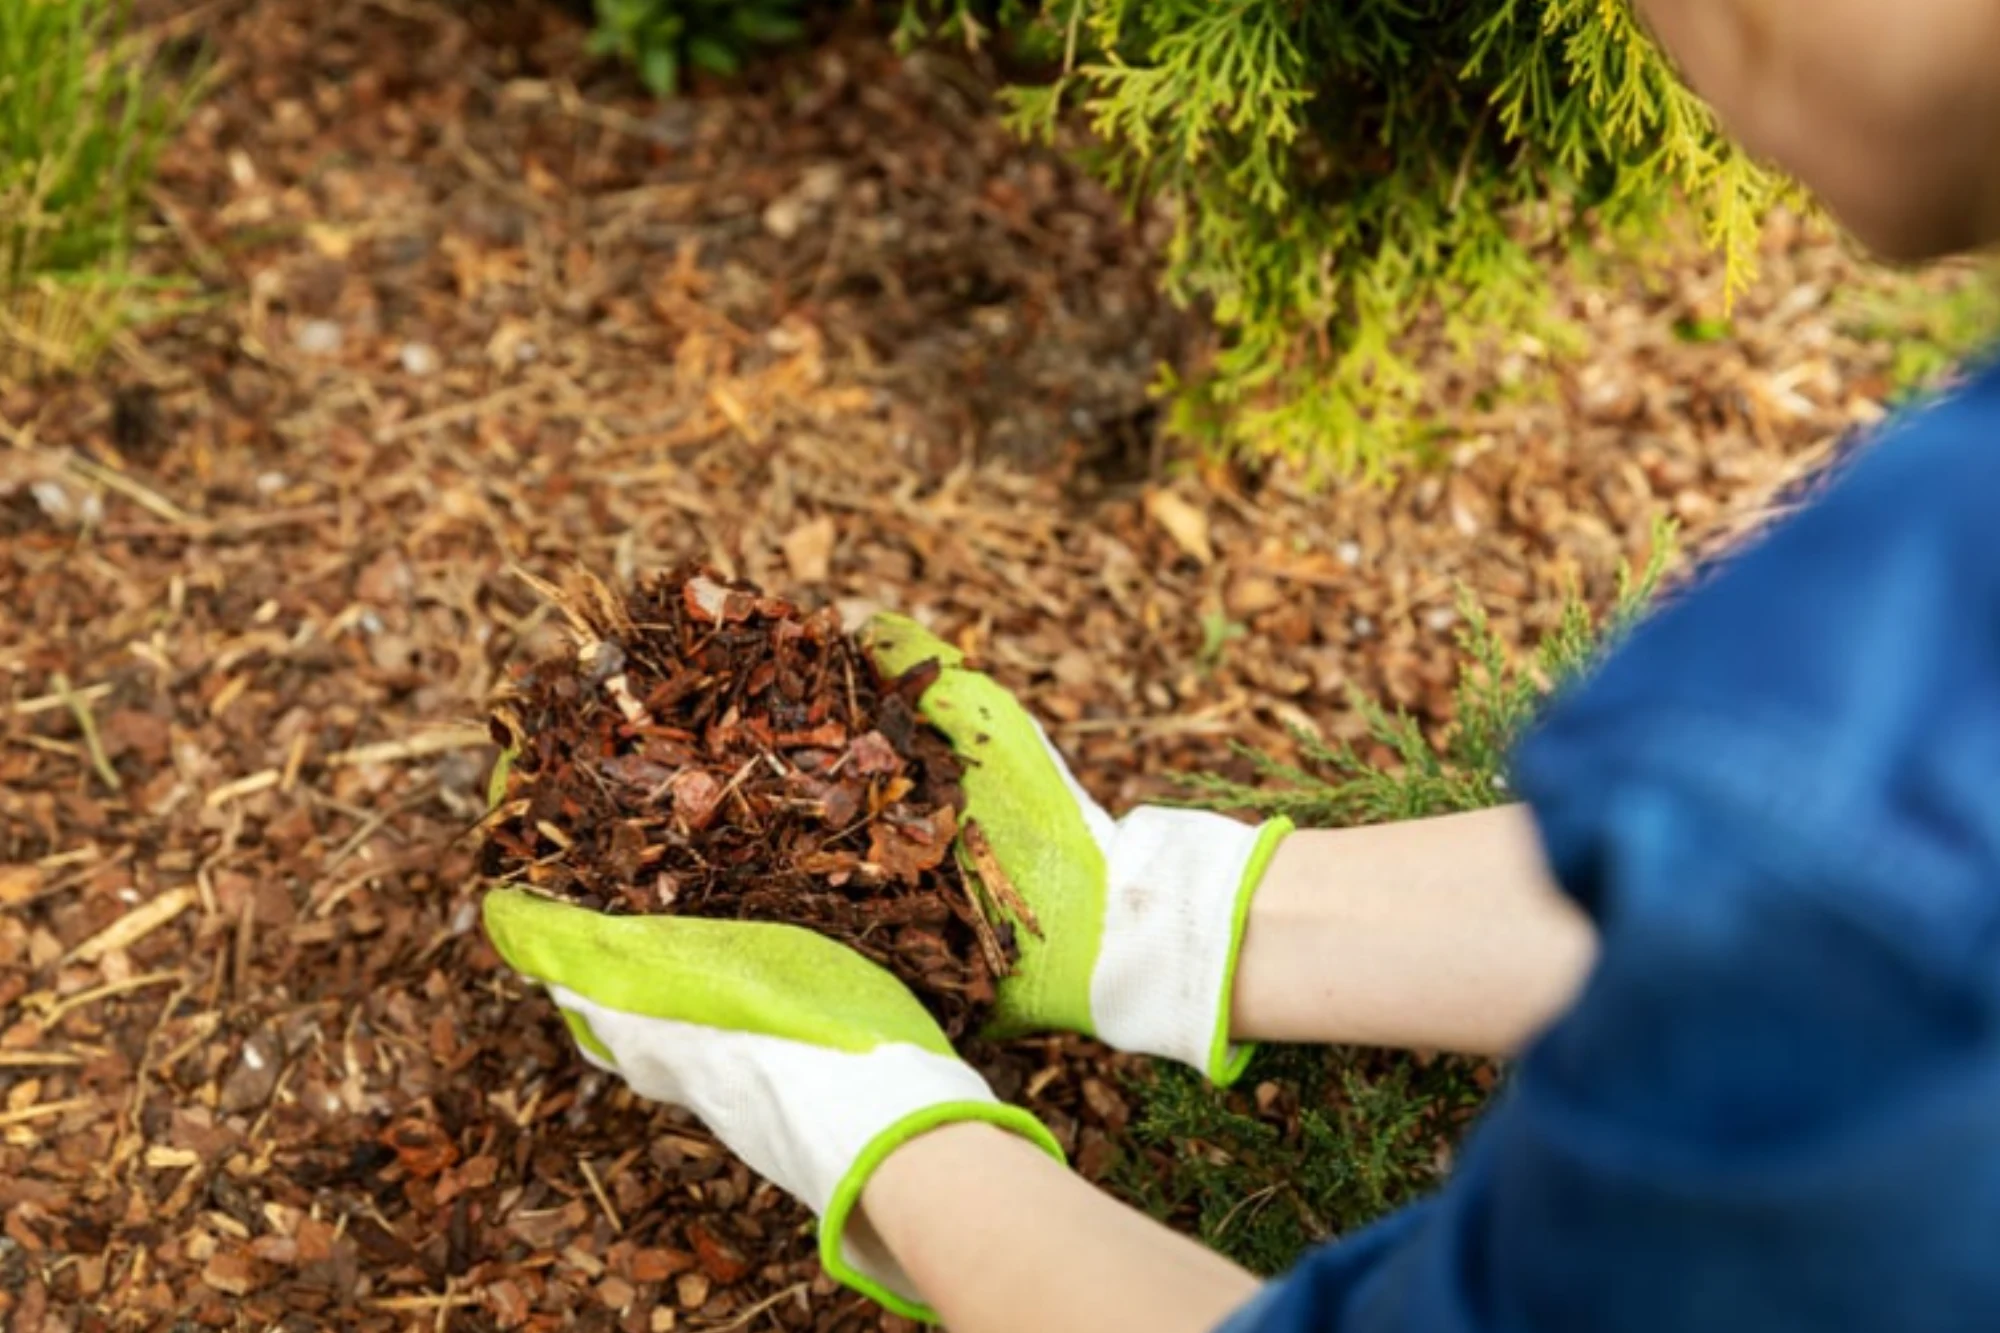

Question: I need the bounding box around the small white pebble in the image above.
[399,341,439,376]
[242,1045,267,1072]
[1336,541,1363,566]
[449,900,479,936]
[1352,615,1375,638]
[295,319,343,355]
[255,471,288,495]
[358,609,384,634]
[1424,607,1459,632]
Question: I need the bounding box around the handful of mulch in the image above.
[480,567,1022,1040]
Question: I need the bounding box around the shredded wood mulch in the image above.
[486,567,1013,1038]
[0,0,1982,1329]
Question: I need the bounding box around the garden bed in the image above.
[0,1,1931,1330]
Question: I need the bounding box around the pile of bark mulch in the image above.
[482,568,1022,1041]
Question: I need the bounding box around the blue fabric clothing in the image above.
[1222,361,2000,1333]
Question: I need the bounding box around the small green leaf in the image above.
[1672,314,1734,344]
[734,8,806,44]
[639,42,680,95]
[687,35,741,77]
[486,748,516,812]
[1197,611,1246,670]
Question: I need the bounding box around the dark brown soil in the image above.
[481,568,1011,1040]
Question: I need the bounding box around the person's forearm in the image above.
[859,1122,1258,1333]
[1232,805,1595,1055]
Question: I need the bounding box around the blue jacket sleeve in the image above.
[1222,365,2000,1333]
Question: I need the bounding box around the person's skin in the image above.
[1633,0,2000,260]
[856,4,2000,1326]
[861,1122,1260,1333]
[857,805,1588,1333]
[1234,807,1595,1054]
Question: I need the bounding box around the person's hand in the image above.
[863,615,1291,1086]
[482,889,1062,1321]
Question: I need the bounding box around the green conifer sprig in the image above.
[992,0,1794,475]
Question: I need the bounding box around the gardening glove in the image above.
[482,889,1062,1321]
[864,614,1293,1086]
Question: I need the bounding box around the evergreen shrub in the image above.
[589,0,1791,475]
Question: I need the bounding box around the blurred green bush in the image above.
[587,0,806,94]
[0,0,196,379]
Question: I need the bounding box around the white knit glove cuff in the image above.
[1088,807,1289,1083]
[548,987,1052,1319]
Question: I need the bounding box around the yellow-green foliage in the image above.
[0,0,193,379]
[992,0,1793,477]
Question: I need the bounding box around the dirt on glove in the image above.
[480,566,1019,1040]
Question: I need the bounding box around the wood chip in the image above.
[0,1096,94,1129]
[67,887,196,963]
[780,516,837,582]
[205,769,279,809]
[1143,489,1215,565]
[0,864,43,906]
[961,820,1042,939]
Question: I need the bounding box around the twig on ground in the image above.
[38,971,183,1024]
[327,726,490,768]
[205,769,278,808]
[8,681,113,716]
[0,1097,96,1129]
[51,670,122,792]
[65,453,197,525]
[67,885,197,963]
[697,1282,811,1333]
[578,1155,624,1235]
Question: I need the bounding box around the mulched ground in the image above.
[0,0,1966,1329]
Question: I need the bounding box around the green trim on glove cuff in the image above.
[559,1007,615,1064]
[820,1102,1067,1322]
[483,889,955,1058]
[1204,817,1294,1088]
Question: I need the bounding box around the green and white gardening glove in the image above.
[864,614,1293,1087]
[482,889,1062,1321]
